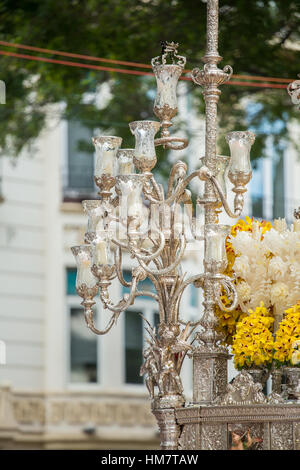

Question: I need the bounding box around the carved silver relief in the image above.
[294,422,300,450]
[271,422,294,450]
[178,424,199,450]
[214,370,267,406]
[193,353,230,405]
[201,424,227,450]
[141,320,192,407]
[193,357,212,403]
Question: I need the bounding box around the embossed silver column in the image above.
[152,408,181,450]
[191,0,233,405]
[193,347,230,404]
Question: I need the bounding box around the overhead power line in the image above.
[0,49,155,77]
[0,40,154,70]
[0,40,293,89]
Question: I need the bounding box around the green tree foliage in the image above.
[0,0,299,169]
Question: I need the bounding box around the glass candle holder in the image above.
[152,64,183,122]
[215,155,230,200]
[204,224,230,273]
[117,149,135,175]
[225,131,255,186]
[91,236,114,266]
[71,245,98,293]
[115,174,145,232]
[92,136,122,177]
[82,200,103,243]
[129,120,161,173]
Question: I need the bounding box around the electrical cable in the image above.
[0,40,293,83]
[0,40,293,89]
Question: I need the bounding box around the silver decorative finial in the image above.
[294,207,300,219]
[287,74,300,109]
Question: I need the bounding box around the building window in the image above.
[66,267,99,384]
[251,195,264,219]
[66,267,77,296]
[122,270,159,385]
[70,307,98,383]
[64,120,95,201]
[250,158,264,219]
[121,270,155,298]
[124,308,160,385]
[125,310,144,384]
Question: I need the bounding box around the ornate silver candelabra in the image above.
[71,0,260,448]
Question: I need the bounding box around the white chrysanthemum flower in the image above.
[263,229,286,256]
[229,218,300,314]
[229,232,252,256]
[233,255,249,278]
[236,281,251,302]
[250,279,272,310]
[268,256,288,281]
[270,281,288,305]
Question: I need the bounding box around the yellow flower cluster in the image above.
[247,302,272,318]
[215,218,272,345]
[274,304,300,366]
[232,302,274,369]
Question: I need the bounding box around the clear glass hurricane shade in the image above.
[162,202,186,240]
[106,205,126,242]
[116,175,144,226]
[215,155,230,199]
[82,200,103,234]
[117,149,135,175]
[93,136,122,177]
[129,120,160,166]
[71,245,97,289]
[91,237,113,266]
[226,131,255,175]
[204,225,230,266]
[153,64,182,113]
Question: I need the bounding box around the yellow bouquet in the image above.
[231,302,274,370]
[273,303,300,367]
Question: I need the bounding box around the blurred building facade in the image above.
[0,88,299,448]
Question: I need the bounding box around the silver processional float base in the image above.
[152,359,300,450]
